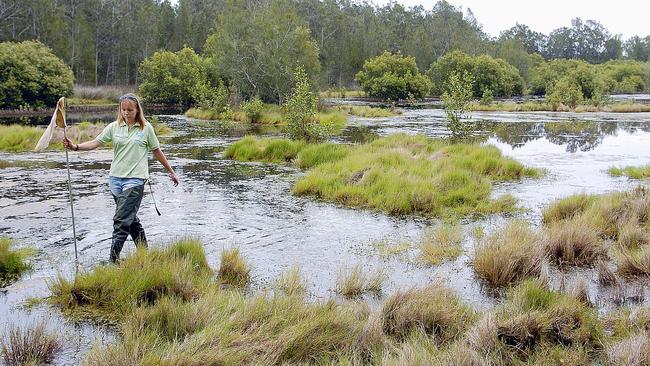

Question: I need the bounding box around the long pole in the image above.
[63,126,79,269]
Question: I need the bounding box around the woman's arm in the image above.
[63,137,101,151]
[152,148,179,186]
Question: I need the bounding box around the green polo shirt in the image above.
[95,121,160,179]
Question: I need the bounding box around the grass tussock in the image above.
[0,125,46,152]
[0,237,31,287]
[294,133,540,218]
[381,283,476,342]
[337,105,401,117]
[336,265,385,298]
[418,225,464,265]
[542,193,597,224]
[49,238,211,321]
[218,248,250,288]
[542,187,650,273]
[608,164,650,179]
[467,280,603,365]
[274,266,307,297]
[544,216,606,267]
[224,135,350,169]
[606,332,650,366]
[473,220,545,288]
[1,321,62,366]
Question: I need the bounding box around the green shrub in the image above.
[283,66,323,141]
[0,41,74,109]
[139,47,220,108]
[242,96,264,123]
[546,77,584,109]
[427,50,524,97]
[442,71,475,138]
[355,51,431,101]
[0,237,31,286]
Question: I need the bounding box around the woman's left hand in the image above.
[170,173,179,187]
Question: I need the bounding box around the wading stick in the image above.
[63,125,79,270]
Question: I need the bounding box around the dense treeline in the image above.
[2,0,649,89]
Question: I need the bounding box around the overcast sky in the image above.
[376,0,649,39]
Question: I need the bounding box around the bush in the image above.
[427,50,524,98]
[546,77,584,109]
[442,71,475,138]
[242,96,264,123]
[284,67,323,141]
[139,47,221,108]
[355,51,431,101]
[0,41,74,109]
[1,321,62,366]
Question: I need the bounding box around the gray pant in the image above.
[110,185,147,262]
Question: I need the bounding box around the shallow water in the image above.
[2,108,650,363]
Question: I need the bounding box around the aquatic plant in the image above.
[274,266,307,297]
[337,105,400,118]
[293,134,540,218]
[335,265,385,298]
[544,216,606,267]
[472,220,544,288]
[0,125,44,152]
[49,238,211,321]
[542,193,596,224]
[608,164,650,180]
[218,248,250,288]
[418,225,464,266]
[0,237,31,286]
[380,283,476,342]
[1,321,62,366]
[606,333,650,366]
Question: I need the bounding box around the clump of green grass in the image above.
[224,136,306,163]
[274,266,307,297]
[473,220,544,288]
[184,107,220,120]
[294,134,540,218]
[337,105,400,117]
[616,245,650,277]
[0,125,45,152]
[294,143,350,169]
[315,111,347,133]
[381,283,476,342]
[608,164,650,179]
[418,225,464,265]
[608,103,650,113]
[0,237,31,287]
[335,265,385,298]
[218,248,250,288]
[468,280,603,365]
[544,216,606,267]
[1,321,62,366]
[49,238,212,321]
[542,193,596,224]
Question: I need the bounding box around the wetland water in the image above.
[1,107,650,363]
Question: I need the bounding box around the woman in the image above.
[63,93,179,263]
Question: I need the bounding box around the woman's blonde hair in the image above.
[117,93,147,129]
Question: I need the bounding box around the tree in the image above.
[547,77,583,109]
[355,51,431,101]
[284,67,322,141]
[138,47,218,108]
[442,71,474,138]
[0,41,74,109]
[204,0,320,104]
[499,23,547,55]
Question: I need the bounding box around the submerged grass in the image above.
[0,237,31,287]
[419,225,464,265]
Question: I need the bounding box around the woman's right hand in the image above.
[63,137,76,151]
